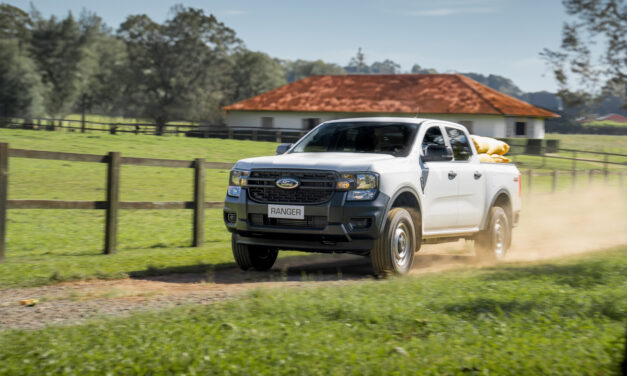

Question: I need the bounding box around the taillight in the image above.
[516,174,522,197]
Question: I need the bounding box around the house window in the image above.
[302,118,321,130]
[515,122,526,136]
[458,120,473,134]
[261,117,274,128]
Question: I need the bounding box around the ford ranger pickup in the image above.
[223,118,521,275]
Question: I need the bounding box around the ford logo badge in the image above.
[276,177,300,190]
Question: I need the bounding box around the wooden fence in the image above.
[0,142,232,261]
[523,168,624,194]
[1,117,308,142]
[506,142,627,173]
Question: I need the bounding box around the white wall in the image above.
[225,111,513,137]
[505,117,545,138]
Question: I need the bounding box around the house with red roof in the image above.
[223,74,559,138]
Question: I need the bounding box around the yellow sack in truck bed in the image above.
[477,153,512,163]
[471,135,510,155]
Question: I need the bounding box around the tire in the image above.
[475,206,511,262]
[232,235,278,271]
[371,207,416,276]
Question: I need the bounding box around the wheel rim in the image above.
[392,222,411,268]
[493,217,506,259]
[255,248,272,260]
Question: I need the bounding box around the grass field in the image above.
[583,120,627,128]
[0,129,625,287]
[0,247,625,375]
[0,129,277,287]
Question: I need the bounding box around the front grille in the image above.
[249,214,328,229]
[247,170,336,204]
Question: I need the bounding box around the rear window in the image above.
[291,122,420,157]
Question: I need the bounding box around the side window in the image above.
[445,127,472,161]
[421,126,445,153]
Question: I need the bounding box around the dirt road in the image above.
[1,186,625,330]
[0,250,480,330]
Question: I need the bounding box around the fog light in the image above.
[225,213,237,224]
[349,217,372,230]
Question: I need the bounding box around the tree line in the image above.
[0,2,624,135]
[0,4,425,133]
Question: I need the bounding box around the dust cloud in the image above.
[506,185,627,261]
[414,184,627,272]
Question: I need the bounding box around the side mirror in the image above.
[422,145,453,162]
[276,143,293,155]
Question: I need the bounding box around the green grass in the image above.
[508,134,627,172]
[0,129,278,287]
[583,120,627,128]
[545,133,627,153]
[1,248,625,375]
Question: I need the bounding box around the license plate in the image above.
[268,205,304,219]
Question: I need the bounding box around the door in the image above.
[444,126,486,229]
[420,125,458,232]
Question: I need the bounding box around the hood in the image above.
[234,152,396,172]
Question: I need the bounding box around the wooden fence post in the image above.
[193,158,205,247]
[104,152,120,254]
[571,169,577,191]
[0,143,8,261]
[252,130,258,141]
[552,170,558,193]
[228,128,234,139]
[604,154,609,182]
[589,169,594,184]
[275,130,282,143]
[527,169,533,195]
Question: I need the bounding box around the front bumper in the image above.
[223,190,390,253]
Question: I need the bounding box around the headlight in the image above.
[336,172,378,201]
[227,169,249,197]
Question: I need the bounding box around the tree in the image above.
[74,11,128,117]
[541,0,626,108]
[0,39,45,120]
[29,11,83,116]
[228,50,286,102]
[0,4,32,50]
[118,6,241,132]
[283,59,345,82]
[346,47,369,73]
[411,64,438,74]
[370,59,401,74]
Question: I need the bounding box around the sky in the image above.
[5,0,571,93]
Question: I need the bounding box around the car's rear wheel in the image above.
[371,207,416,276]
[232,235,278,271]
[475,206,511,261]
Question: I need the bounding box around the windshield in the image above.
[291,121,420,157]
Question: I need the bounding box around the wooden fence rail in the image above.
[0,142,232,261]
[1,117,309,142]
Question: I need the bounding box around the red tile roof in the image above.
[223,74,558,118]
[597,113,627,123]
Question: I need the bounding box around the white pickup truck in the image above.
[223,118,521,275]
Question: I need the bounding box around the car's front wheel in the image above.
[232,235,278,271]
[370,207,416,276]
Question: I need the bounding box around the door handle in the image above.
[448,171,457,179]
[474,171,482,179]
